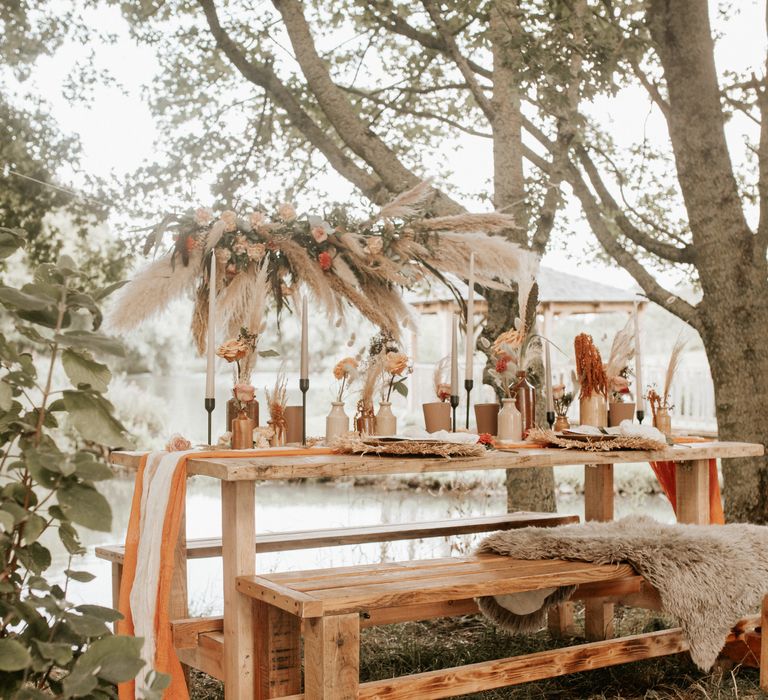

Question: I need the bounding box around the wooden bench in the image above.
[95,511,579,607]
[235,554,686,699]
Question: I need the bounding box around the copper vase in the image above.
[231,410,255,449]
[553,414,570,432]
[608,401,635,427]
[579,393,607,427]
[422,401,451,433]
[654,408,672,437]
[474,403,499,436]
[512,371,536,438]
[227,398,259,431]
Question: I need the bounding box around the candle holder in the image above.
[636,408,645,425]
[546,410,555,430]
[299,378,309,446]
[450,394,460,432]
[464,378,474,430]
[205,398,215,445]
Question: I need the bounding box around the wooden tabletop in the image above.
[109,441,763,482]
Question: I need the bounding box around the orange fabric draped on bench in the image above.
[650,437,724,525]
[116,448,335,700]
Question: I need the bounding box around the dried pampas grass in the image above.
[373,180,433,222]
[605,317,635,382]
[663,334,688,404]
[218,260,270,339]
[107,249,204,332]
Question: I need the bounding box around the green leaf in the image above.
[64,612,109,637]
[62,390,133,448]
[54,330,124,357]
[33,640,73,666]
[0,286,50,311]
[75,604,122,622]
[0,510,15,533]
[393,381,409,398]
[93,280,128,301]
[65,569,96,583]
[0,381,12,411]
[22,513,47,544]
[69,635,144,684]
[0,639,32,671]
[57,483,112,532]
[0,228,26,259]
[14,688,50,700]
[258,348,280,357]
[58,522,84,555]
[61,349,111,392]
[72,453,113,481]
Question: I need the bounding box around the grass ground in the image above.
[188,606,767,699]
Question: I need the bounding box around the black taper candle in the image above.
[205,398,215,446]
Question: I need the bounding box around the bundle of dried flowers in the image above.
[107,182,539,347]
[383,351,412,401]
[432,356,451,402]
[604,318,635,402]
[574,333,608,399]
[646,334,688,417]
[265,371,288,442]
[333,357,359,402]
[552,385,574,418]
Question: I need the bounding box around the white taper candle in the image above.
[450,313,459,395]
[545,342,554,412]
[300,295,309,380]
[205,256,216,399]
[465,253,475,382]
[633,301,644,411]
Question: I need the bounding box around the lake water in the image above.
[49,472,676,616]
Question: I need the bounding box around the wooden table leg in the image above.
[584,464,614,641]
[304,613,360,700]
[222,481,256,699]
[760,595,768,691]
[675,459,710,524]
[170,509,190,686]
[254,600,301,699]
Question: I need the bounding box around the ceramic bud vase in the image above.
[375,401,397,436]
[423,401,451,433]
[654,407,672,437]
[325,402,349,442]
[608,401,635,427]
[512,371,536,438]
[554,415,570,432]
[226,398,259,431]
[231,410,255,449]
[285,405,304,444]
[474,403,499,436]
[497,398,522,442]
[579,393,607,428]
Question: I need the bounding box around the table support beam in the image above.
[584,464,614,641]
[675,459,710,524]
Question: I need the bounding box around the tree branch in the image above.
[420,0,495,123]
[628,56,671,120]
[756,6,768,258]
[197,0,387,203]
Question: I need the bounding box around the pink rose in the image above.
[552,384,565,400]
[194,207,213,226]
[249,211,265,227]
[166,433,192,452]
[233,234,248,255]
[609,376,630,393]
[234,383,256,403]
[246,242,265,261]
[311,226,328,243]
[221,210,238,232]
[277,203,296,221]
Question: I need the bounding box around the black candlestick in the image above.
[300,378,309,446]
[546,411,555,430]
[205,398,215,446]
[450,394,460,432]
[464,379,474,430]
[636,409,645,425]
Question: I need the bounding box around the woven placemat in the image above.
[332,435,486,458]
[527,428,668,452]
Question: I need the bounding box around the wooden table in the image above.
[111,441,763,699]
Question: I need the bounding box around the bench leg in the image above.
[254,600,301,699]
[761,595,768,690]
[111,562,123,611]
[584,464,614,641]
[304,613,359,700]
[548,603,576,637]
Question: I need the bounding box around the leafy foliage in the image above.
[0,233,156,697]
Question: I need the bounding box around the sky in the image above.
[19,1,768,291]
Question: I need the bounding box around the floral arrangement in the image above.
[604,318,635,403]
[552,384,574,418]
[383,351,412,401]
[108,181,540,349]
[574,333,608,398]
[333,356,359,402]
[354,331,394,425]
[265,371,288,443]
[432,356,451,402]
[646,334,688,417]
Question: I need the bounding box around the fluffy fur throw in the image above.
[476,516,768,670]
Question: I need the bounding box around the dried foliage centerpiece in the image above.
[326,357,358,441]
[108,182,539,351]
[604,318,637,426]
[266,371,288,446]
[423,357,452,432]
[552,384,574,431]
[574,333,608,427]
[646,334,688,437]
[217,327,261,432]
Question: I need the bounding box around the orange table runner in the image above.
[117,448,335,700]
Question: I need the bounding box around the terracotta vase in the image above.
[512,371,536,438]
[325,402,349,442]
[554,414,570,432]
[579,393,607,428]
[284,405,304,444]
[422,401,451,433]
[226,398,259,431]
[654,408,672,437]
[356,403,376,436]
[474,403,499,436]
[497,398,522,441]
[231,410,255,449]
[375,401,397,436]
[608,401,635,427]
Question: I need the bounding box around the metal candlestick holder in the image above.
[546,411,555,430]
[450,394,460,432]
[205,398,215,446]
[636,409,645,425]
[464,379,474,429]
[300,378,309,446]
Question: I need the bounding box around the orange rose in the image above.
[333,357,358,380]
[277,203,296,221]
[216,338,249,362]
[221,210,238,232]
[385,351,409,376]
[166,433,192,452]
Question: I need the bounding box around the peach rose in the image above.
[492,327,525,356]
[311,226,328,243]
[552,384,566,400]
[250,211,266,227]
[277,202,296,221]
[246,242,265,261]
[609,375,630,393]
[385,351,409,376]
[233,234,248,255]
[333,357,358,380]
[234,383,256,403]
[216,338,249,362]
[194,207,213,226]
[166,433,192,452]
[221,210,238,232]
